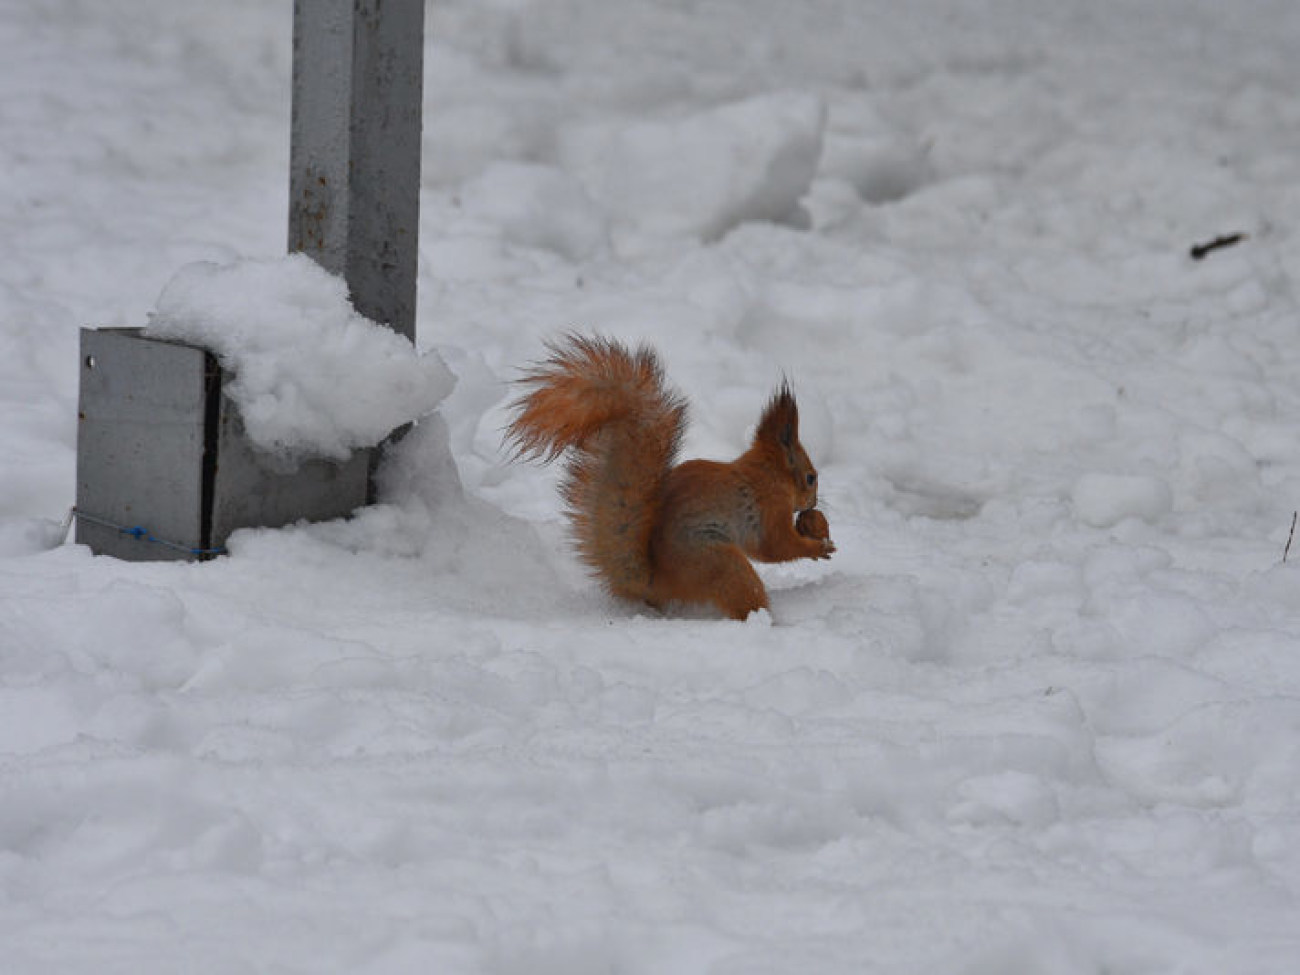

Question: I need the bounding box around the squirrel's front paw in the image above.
[796,509,835,558]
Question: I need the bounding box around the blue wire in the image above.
[71,509,228,557]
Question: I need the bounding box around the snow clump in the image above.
[1071,472,1174,528]
[146,254,454,463]
[571,90,826,242]
[458,161,610,261]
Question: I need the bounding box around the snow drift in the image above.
[146,255,455,462]
[568,91,826,242]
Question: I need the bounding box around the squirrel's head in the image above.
[754,381,819,512]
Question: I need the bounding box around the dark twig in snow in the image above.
[1190,233,1247,260]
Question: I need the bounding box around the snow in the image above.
[1070,472,1173,528]
[458,162,609,262]
[4,1,1300,973]
[146,255,455,462]
[564,91,826,243]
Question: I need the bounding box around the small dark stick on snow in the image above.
[1285,511,1297,564]
[1189,233,1247,260]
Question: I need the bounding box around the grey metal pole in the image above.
[288,0,425,343]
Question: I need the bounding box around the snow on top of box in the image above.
[145,254,454,462]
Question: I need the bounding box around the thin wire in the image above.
[71,508,227,557]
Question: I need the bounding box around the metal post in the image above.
[288,0,425,342]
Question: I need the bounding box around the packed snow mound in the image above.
[571,91,826,241]
[1071,472,1174,528]
[146,255,455,462]
[459,161,610,261]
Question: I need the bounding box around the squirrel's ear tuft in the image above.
[755,380,798,448]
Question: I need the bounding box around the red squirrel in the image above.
[507,334,834,619]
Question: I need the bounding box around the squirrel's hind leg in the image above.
[656,543,769,620]
[714,551,769,620]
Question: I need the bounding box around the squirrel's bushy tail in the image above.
[507,334,686,601]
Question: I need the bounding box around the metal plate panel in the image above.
[210,402,370,547]
[75,328,214,561]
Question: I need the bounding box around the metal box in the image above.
[75,327,371,561]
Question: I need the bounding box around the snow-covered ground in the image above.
[4,0,1300,971]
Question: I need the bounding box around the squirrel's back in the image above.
[506,334,687,601]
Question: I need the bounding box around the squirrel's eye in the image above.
[806,472,817,486]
